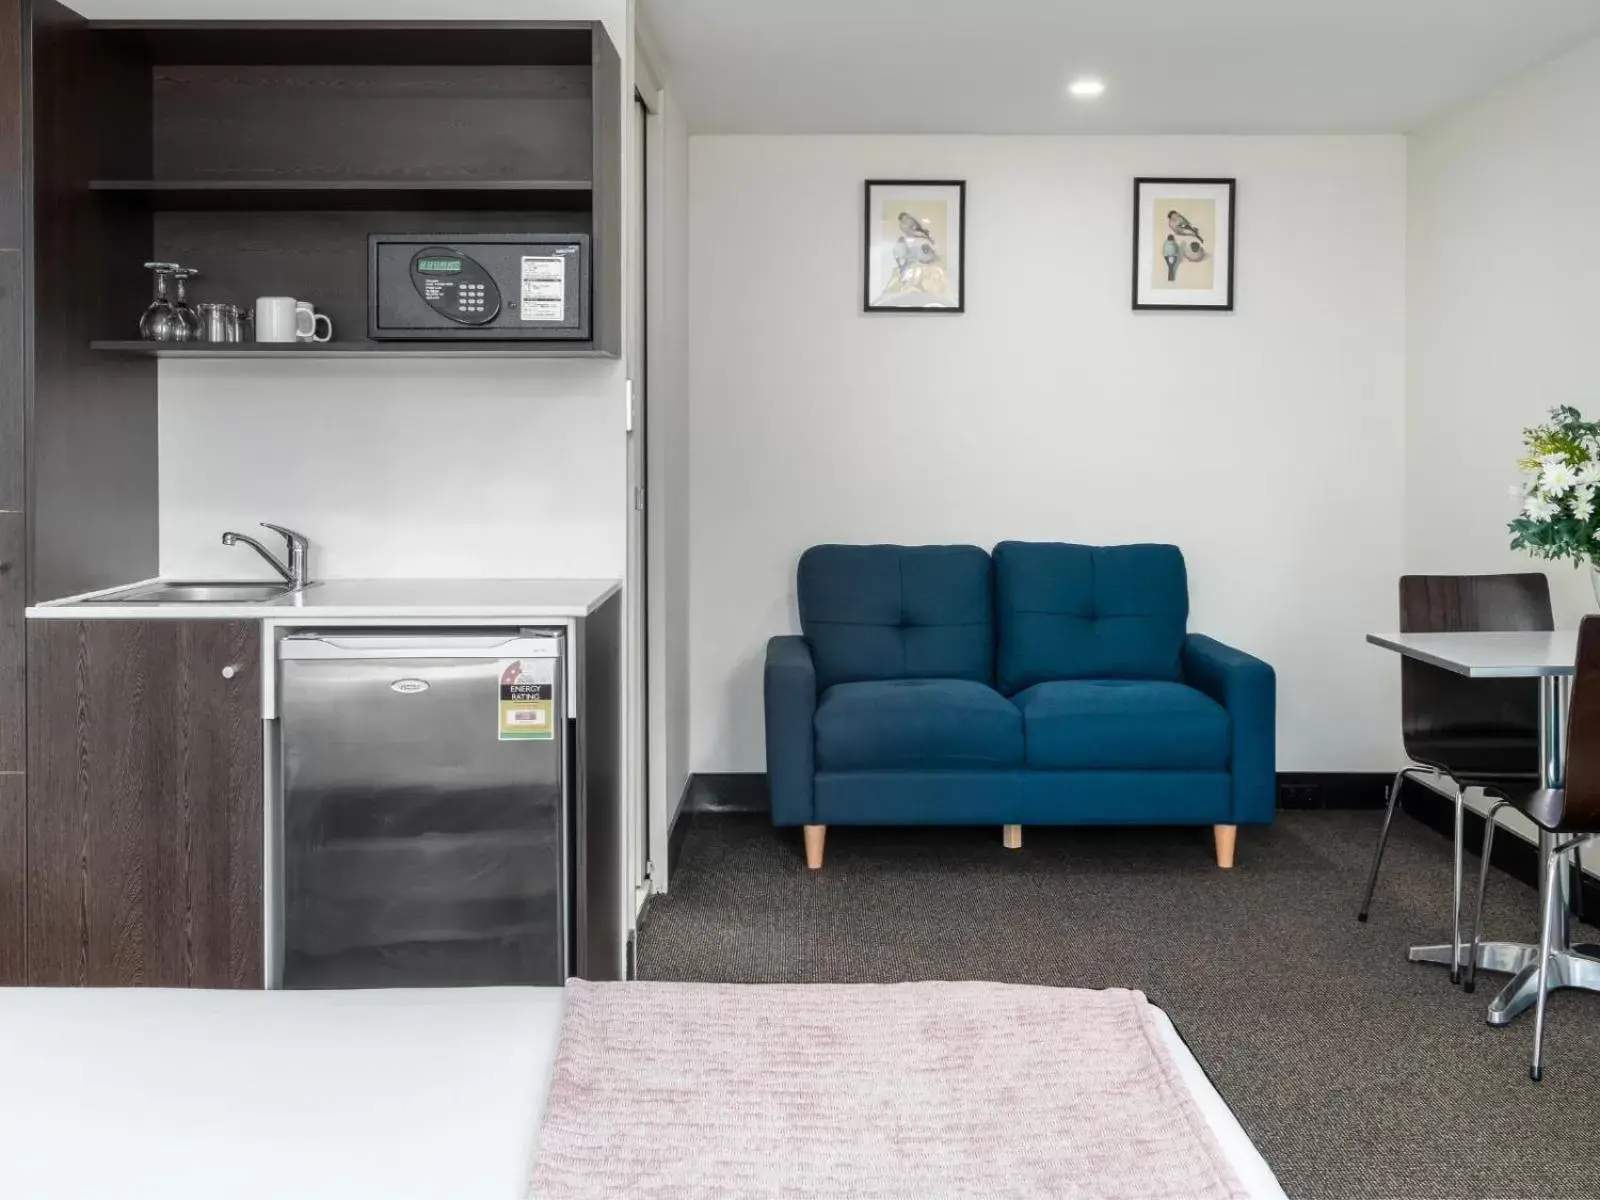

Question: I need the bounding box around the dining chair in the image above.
[1466,614,1600,1080]
[1358,574,1551,984]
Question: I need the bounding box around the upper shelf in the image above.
[90,341,615,360]
[90,179,594,213]
[90,20,599,66]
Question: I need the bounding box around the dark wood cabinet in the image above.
[26,619,263,987]
[0,512,22,983]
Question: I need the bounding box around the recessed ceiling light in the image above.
[1068,78,1106,99]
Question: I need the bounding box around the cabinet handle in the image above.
[221,664,244,680]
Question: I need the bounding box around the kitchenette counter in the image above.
[25,577,622,621]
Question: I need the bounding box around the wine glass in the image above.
[139,262,182,341]
[171,267,203,341]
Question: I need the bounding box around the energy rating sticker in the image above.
[499,659,555,741]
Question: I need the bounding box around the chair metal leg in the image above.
[1573,843,1588,925]
[1451,785,1467,983]
[1358,767,1413,922]
[1465,801,1508,995]
[1531,846,1563,1082]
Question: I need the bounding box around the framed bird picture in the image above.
[863,180,966,313]
[1132,178,1236,311]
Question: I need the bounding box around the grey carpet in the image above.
[635,811,1600,1200]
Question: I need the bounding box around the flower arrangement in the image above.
[1509,406,1600,574]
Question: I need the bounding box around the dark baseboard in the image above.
[683,771,1390,815]
[1275,772,1390,809]
[1399,777,1600,917]
[686,772,772,814]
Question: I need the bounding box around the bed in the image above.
[0,987,1285,1200]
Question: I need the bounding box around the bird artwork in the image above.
[1138,182,1230,306]
[1167,209,1204,243]
[898,211,932,240]
[1150,197,1214,291]
[879,207,947,302]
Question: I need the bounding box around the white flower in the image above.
[1577,462,1600,488]
[1525,493,1560,522]
[1574,493,1596,521]
[1541,460,1579,495]
[1539,452,1568,468]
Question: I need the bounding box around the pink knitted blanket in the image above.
[529,980,1247,1199]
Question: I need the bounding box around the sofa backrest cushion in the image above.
[798,544,994,690]
[994,542,1188,693]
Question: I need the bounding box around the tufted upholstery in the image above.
[993,542,1189,694]
[766,541,1276,834]
[797,544,994,691]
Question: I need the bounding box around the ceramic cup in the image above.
[255,296,299,343]
[295,300,332,343]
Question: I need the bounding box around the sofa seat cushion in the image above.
[1014,680,1229,770]
[814,679,1024,771]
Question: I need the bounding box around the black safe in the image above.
[368,233,591,340]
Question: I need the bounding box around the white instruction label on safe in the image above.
[521,256,566,322]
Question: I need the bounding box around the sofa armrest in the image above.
[1182,634,1276,824]
[764,635,817,826]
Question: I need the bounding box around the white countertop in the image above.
[26,577,622,621]
[1366,629,1578,677]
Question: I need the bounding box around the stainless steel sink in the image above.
[99,580,304,604]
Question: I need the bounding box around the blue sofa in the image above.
[764,542,1276,869]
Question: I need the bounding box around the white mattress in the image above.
[0,987,1284,1200]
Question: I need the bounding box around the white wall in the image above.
[688,134,1409,774]
[1408,36,1600,870]
[643,82,694,824]
[1407,36,1600,623]
[157,359,625,579]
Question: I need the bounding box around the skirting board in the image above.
[683,772,1392,815]
[1400,776,1600,917]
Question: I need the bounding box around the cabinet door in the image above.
[27,619,263,987]
[0,514,22,985]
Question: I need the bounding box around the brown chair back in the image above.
[1399,574,1552,778]
[1560,615,1600,832]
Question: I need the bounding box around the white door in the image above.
[623,89,651,915]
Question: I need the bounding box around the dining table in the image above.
[1366,629,1600,1025]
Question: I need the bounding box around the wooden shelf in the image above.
[90,340,614,359]
[91,179,594,213]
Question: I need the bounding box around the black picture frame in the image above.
[1132,177,1236,312]
[863,179,966,314]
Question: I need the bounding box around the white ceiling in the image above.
[638,0,1600,135]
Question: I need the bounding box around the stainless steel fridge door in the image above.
[278,631,567,988]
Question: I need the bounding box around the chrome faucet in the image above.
[221,523,310,588]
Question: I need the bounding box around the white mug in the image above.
[255,296,299,343]
[295,300,332,343]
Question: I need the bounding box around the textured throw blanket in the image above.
[528,980,1247,1200]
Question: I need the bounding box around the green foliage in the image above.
[1509,406,1600,566]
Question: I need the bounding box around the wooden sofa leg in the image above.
[1002,824,1022,850]
[803,825,826,870]
[1214,824,1237,870]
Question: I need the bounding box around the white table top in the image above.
[1366,630,1578,677]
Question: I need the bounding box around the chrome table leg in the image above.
[1409,941,1537,974]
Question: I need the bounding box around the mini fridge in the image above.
[276,629,569,989]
